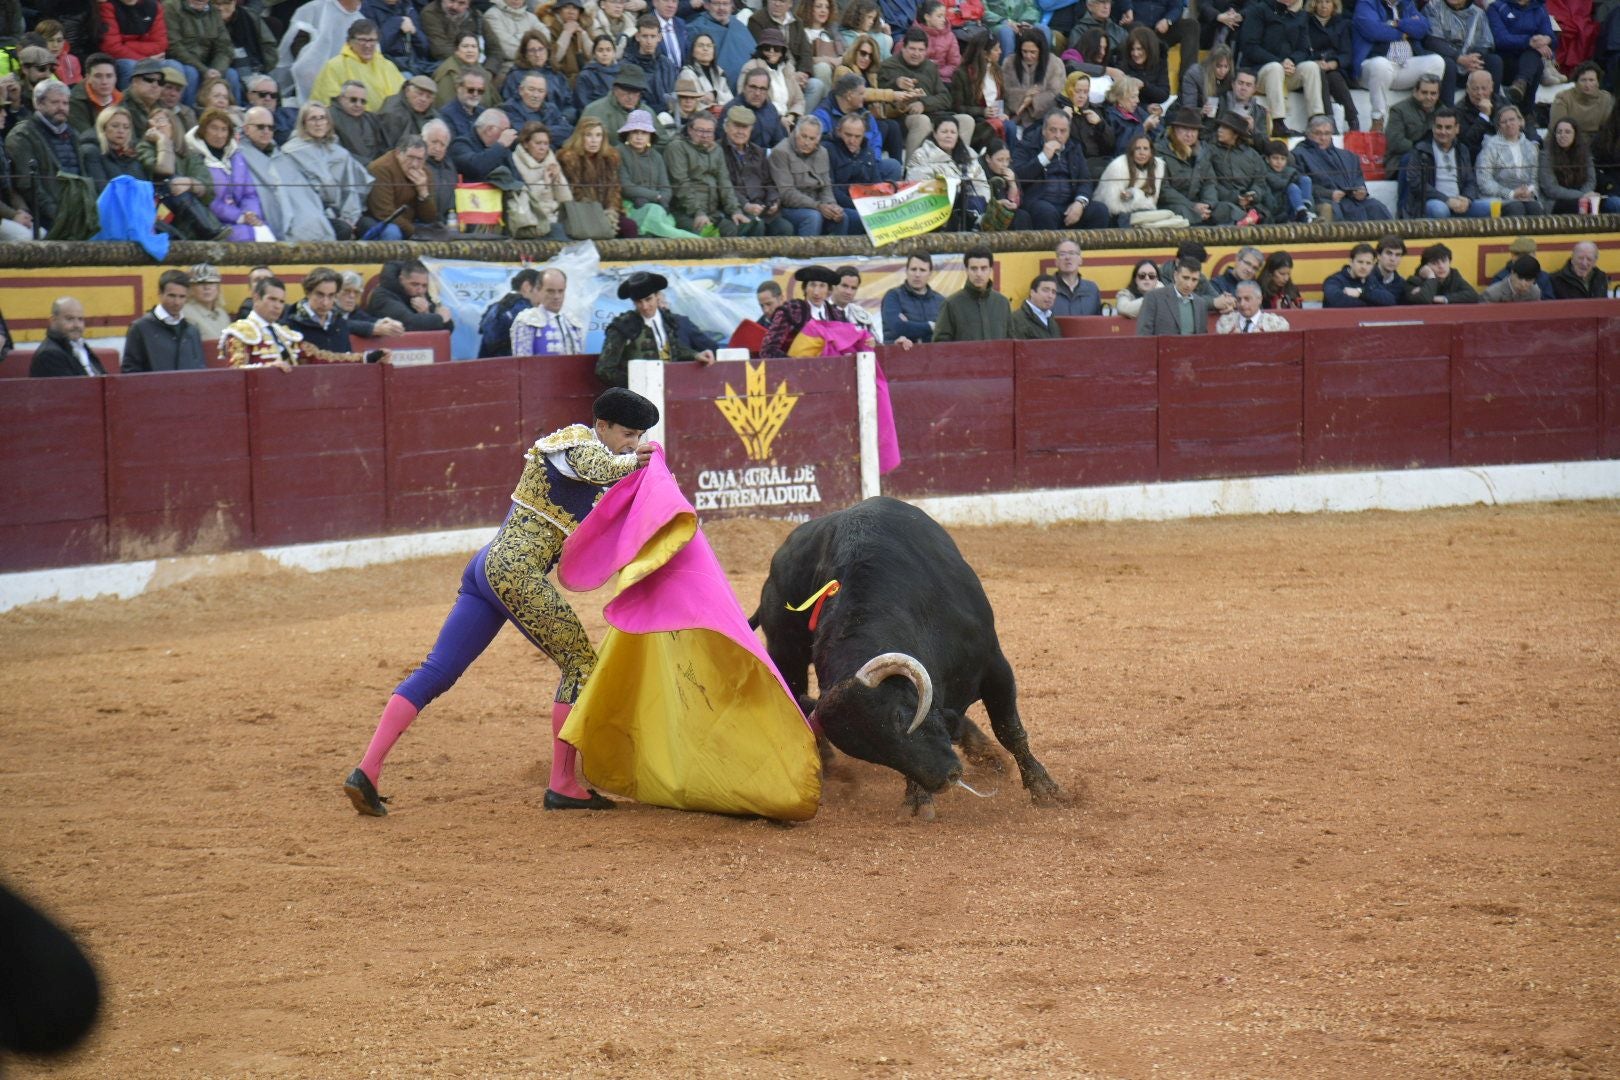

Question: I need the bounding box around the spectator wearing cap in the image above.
[30,297,105,378]
[453,107,520,181]
[581,62,670,146]
[617,109,679,225]
[123,269,208,373]
[15,45,65,110]
[739,27,809,123]
[768,115,847,235]
[721,104,795,236]
[737,67,789,149]
[1487,236,1555,300]
[155,65,198,134]
[1481,255,1543,303]
[503,71,573,142]
[623,14,682,110]
[1405,242,1480,304]
[311,19,405,112]
[761,264,847,357]
[596,271,715,388]
[379,74,443,145]
[6,80,82,232]
[118,58,166,135]
[1158,106,1212,225]
[665,75,713,129]
[1292,113,1392,221]
[665,110,760,236]
[182,263,232,342]
[68,54,123,134]
[329,78,392,164]
[164,0,239,105]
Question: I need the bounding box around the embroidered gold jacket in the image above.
[221,312,369,368]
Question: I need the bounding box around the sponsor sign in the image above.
[850,177,959,247]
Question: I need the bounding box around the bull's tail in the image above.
[747,608,761,631]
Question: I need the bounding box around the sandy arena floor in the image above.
[2,502,1617,1078]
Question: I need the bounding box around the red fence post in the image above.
[0,379,110,570]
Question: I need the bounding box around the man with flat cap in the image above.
[595,271,715,388]
[760,265,846,358]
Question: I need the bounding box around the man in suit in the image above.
[30,297,105,377]
[1137,257,1211,335]
[1011,274,1063,340]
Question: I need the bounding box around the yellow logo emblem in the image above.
[715,361,800,460]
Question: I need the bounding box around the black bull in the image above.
[751,497,1062,816]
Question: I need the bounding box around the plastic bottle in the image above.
[446,210,459,232]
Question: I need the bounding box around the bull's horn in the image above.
[853,652,933,735]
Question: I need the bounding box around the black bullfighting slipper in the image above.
[543,788,616,810]
[344,768,390,817]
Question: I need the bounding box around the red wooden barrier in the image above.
[0,379,108,571]
[1599,316,1620,460]
[356,330,451,366]
[878,340,1017,497]
[104,370,252,559]
[1303,324,1452,471]
[1451,318,1600,465]
[0,347,122,378]
[1059,297,1620,339]
[383,358,523,530]
[517,354,601,449]
[1014,337,1159,488]
[1159,333,1303,482]
[249,364,387,545]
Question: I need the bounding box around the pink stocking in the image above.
[358,694,418,785]
[548,701,590,799]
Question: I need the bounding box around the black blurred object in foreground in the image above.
[0,880,101,1058]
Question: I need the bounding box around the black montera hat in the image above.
[594,387,660,430]
[793,265,840,286]
[617,271,668,300]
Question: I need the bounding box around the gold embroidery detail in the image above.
[483,507,597,704]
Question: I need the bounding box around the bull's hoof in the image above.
[1025,772,1063,805]
[902,780,937,822]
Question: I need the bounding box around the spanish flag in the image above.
[453,182,503,226]
[557,451,821,821]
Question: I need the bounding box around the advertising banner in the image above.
[850,177,959,247]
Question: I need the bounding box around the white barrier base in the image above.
[3,462,1616,612]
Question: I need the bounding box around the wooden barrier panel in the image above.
[1599,317,1620,460]
[1303,324,1452,471]
[104,370,252,559]
[1014,337,1159,488]
[0,379,109,571]
[383,358,523,530]
[1451,318,1600,465]
[248,364,387,545]
[661,355,861,520]
[1059,298,1620,339]
[1159,333,1304,482]
[0,347,122,379]
[878,340,1016,497]
[355,330,452,366]
[517,354,602,449]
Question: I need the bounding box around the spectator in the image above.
[979,136,1032,229]
[82,105,146,189]
[1485,0,1556,107]
[1422,0,1501,97]
[666,111,758,236]
[722,105,794,235]
[596,271,714,386]
[1456,68,1506,158]
[237,105,331,241]
[882,27,974,152]
[827,110,897,218]
[1010,272,1061,339]
[840,34,923,147]
[1001,27,1064,133]
[194,75,241,127]
[582,63,668,147]
[312,19,405,111]
[483,0,544,83]
[366,132,439,238]
[365,0,434,76]
[621,14,681,110]
[1119,27,1171,107]
[281,0,367,106]
[1475,104,1543,215]
[235,265,274,320]
[1072,0,1126,57]
[738,67,790,148]
[1098,133,1182,226]
[503,33,579,121]
[832,264,883,343]
[1216,281,1291,332]
[421,114,460,221]
[1371,233,1409,301]
[903,116,986,224]
[1259,250,1302,308]
[188,106,271,239]
[1322,242,1400,305]
[504,72,574,143]
[219,2,281,92]
[1115,258,1163,318]
[616,108,681,233]
[841,0,894,57]
[478,267,541,357]
[1481,254,1544,302]
[99,0,186,90]
[1029,239,1095,317]
[1156,107,1211,225]
[182,262,232,341]
[1542,122,1607,213]
[223,274,387,369]
[799,0,847,89]
[769,115,846,234]
[453,107,519,182]
[1405,241,1479,304]
[650,0,692,70]
[586,0,637,45]
[330,79,391,162]
[1012,108,1111,229]
[947,34,1004,151]
[1261,137,1315,222]
[337,269,406,336]
[1180,44,1234,119]
[1403,105,1491,218]
[243,74,298,145]
[815,72,894,165]
[690,0,757,93]
[165,0,239,104]
[368,259,455,330]
[283,266,365,352]
[1487,235,1555,299]
[1550,63,1613,140]
[1353,0,1448,132]
[118,58,166,135]
[680,33,735,107]
[285,101,376,240]
[1137,256,1210,335]
[1102,75,1161,158]
[1213,245,1265,295]
[1207,66,1271,151]
[0,110,31,242]
[1306,0,1358,131]
[67,54,121,133]
[30,297,105,377]
[1382,70,1439,173]
[508,121,572,239]
[421,0,479,63]
[6,80,82,232]
[558,115,635,237]
[934,246,1011,342]
[575,35,624,109]
[138,106,229,239]
[1550,241,1610,300]
[155,67,197,133]
[380,74,442,145]
[739,27,809,124]
[760,264,846,355]
[36,23,83,86]
[881,253,944,344]
[1200,112,1270,224]
[123,268,207,372]
[757,280,784,324]
[511,268,586,354]
[1292,113,1392,220]
[748,0,824,114]
[434,35,499,120]
[665,74,717,129]
[1240,0,1323,137]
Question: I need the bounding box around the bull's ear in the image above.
[795,693,819,717]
